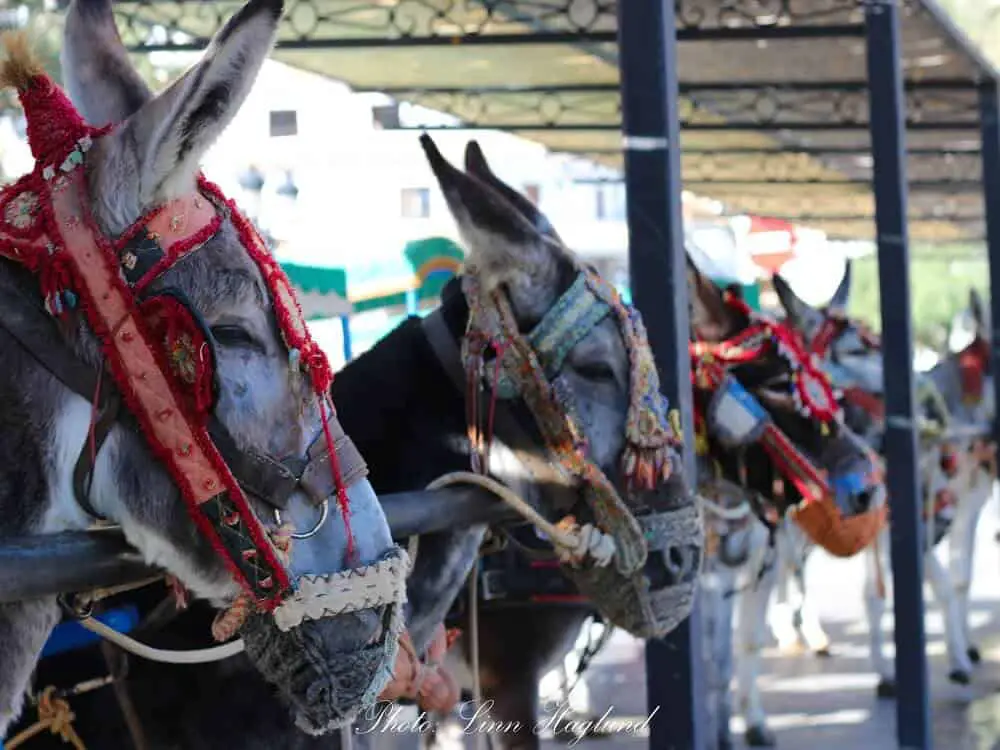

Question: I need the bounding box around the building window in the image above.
[269,110,297,137]
[595,182,626,221]
[401,188,430,218]
[523,183,541,205]
[372,104,401,130]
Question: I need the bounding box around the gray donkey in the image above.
[1,0,405,739]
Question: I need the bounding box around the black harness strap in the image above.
[0,260,346,523]
[421,308,578,511]
[0,268,119,519]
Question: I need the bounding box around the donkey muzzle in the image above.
[239,546,409,735]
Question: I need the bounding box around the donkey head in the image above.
[949,287,992,356]
[420,136,701,639]
[687,260,883,547]
[772,263,886,445]
[45,0,401,734]
[774,262,885,399]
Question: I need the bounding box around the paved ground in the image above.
[365,495,1000,749]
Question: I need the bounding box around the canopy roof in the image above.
[110,0,999,244]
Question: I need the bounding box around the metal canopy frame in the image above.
[107,0,998,244]
[53,1,1000,748]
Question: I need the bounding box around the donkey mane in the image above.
[331,280,471,493]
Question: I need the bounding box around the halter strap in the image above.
[526,273,611,379]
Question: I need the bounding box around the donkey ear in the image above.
[99,0,282,213]
[829,260,852,313]
[772,272,818,332]
[463,140,563,244]
[686,254,740,341]
[421,133,570,320]
[62,0,153,126]
[970,287,986,331]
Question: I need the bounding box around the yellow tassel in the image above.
[0,32,43,92]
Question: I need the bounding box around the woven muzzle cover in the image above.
[463,264,703,638]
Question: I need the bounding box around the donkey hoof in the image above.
[876,678,897,699]
[745,725,776,747]
[949,669,971,686]
[814,646,833,659]
[968,646,982,664]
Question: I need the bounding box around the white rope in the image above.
[698,494,752,522]
[76,615,244,664]
[469,563,486,750]
[424,472,615,567]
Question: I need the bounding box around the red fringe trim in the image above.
[59,170,290,610]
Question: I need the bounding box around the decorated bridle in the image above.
[808,305,997,489]
[422,258,702,639]
[689,291,885,557]
[0,44,367,614]
[462,266,680,572]
[690,292,841,501]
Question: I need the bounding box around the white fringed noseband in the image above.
[272,550,411,632]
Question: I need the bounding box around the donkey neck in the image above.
[331,289,473,493]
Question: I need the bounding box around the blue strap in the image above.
[527,273,611,378]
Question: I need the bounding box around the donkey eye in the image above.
[576,362,616,381]
[210,324,257,349]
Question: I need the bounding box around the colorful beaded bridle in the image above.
[0,42,361,612]
[689,291,848,511]
[461,265,682,577]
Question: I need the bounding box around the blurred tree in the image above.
[935,0,1000,65]
[846,247,989,352]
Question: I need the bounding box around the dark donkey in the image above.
[685,263,887,750]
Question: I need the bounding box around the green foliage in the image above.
[845,248,989,351]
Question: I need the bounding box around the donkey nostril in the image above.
[853,490,873,512]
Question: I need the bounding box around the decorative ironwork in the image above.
[681,150,982,183]
[378,83,979,130]
[112,0,620,51]
[676,0,863,31]
[682,86,978,128]
[711,191,984,218]
[382,88,618,127]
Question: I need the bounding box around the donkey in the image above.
[685,265,888,749]
[0,0,404,740]
[722,271,998,746]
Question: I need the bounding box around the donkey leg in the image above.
[0,597,61,737]
[768,529,800,653]
[783,542,829,657]
[700,565,736,750]
[863,538,894,697]
[949,478,991,663]
[926,550,973,684]
[735,542,777,747]
[715,569,737,750]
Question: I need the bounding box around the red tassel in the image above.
[319,392,355,564]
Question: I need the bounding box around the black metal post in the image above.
[979,81,1000,447]
[864,2,930,749]
[617,2,705,749]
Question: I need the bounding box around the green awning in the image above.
[351,236,465,314]
[280,262,353,319]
